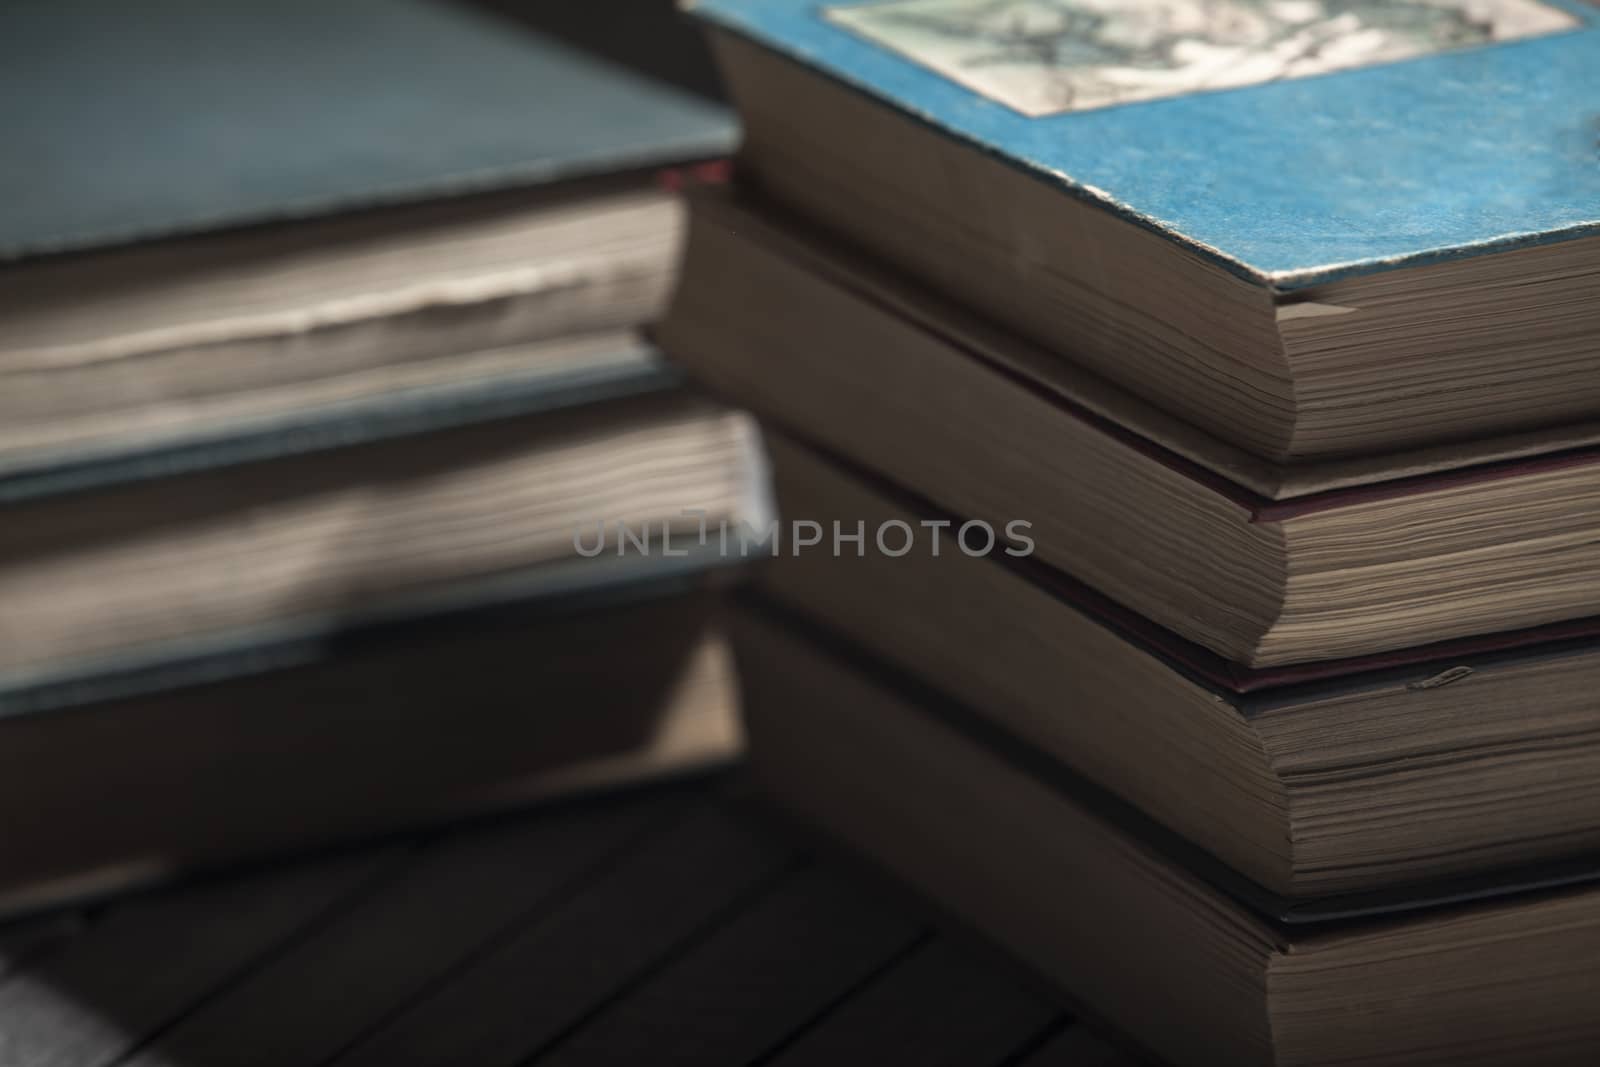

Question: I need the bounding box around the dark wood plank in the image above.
[331,801,800,1067]
[1017,1023,1142,1066]
[761,937,1059,1067]
[120,792,678,1067]
[527,863,926,1067]
[0,850,392,1067]
[0,784,1112,1067]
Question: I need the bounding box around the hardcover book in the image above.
[0,566,745,917]
[0,0,735,476]
[0,367,770,701]
[0,366,767,919]
[690,0,1600,463]
[2,0,732,258]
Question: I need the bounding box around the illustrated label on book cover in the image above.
[827,0,1579,114]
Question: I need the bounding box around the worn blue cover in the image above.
[0,337,684,504]
[0,544,741,718]
[0,0,734,260]
[693,0,1600,289]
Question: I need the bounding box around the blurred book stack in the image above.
[663,1,1600,1063]
[0,0,767,913]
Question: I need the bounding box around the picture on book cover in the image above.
[826,0,1581,115]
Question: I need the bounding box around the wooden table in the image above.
[0,775,1135,1066]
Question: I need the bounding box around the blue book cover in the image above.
[0,0,735,260]
[691,0,1600,289]
[0,336,685,504]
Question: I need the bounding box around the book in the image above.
[672,193,1600,500]
[735,601,1600,1067]
[0,0,734,475]
[756,431,1600,899]
[689,0,1600,464]
[0,351,770,697]
[0,0,766,915]
[660,191,1600,667]
[0,564,743,917]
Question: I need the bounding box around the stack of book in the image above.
[0,0,769,914]
[664,1,1600,1063]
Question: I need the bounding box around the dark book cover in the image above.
[0,335,683,504]
[0,0,735,260]
[0,539,748,719]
